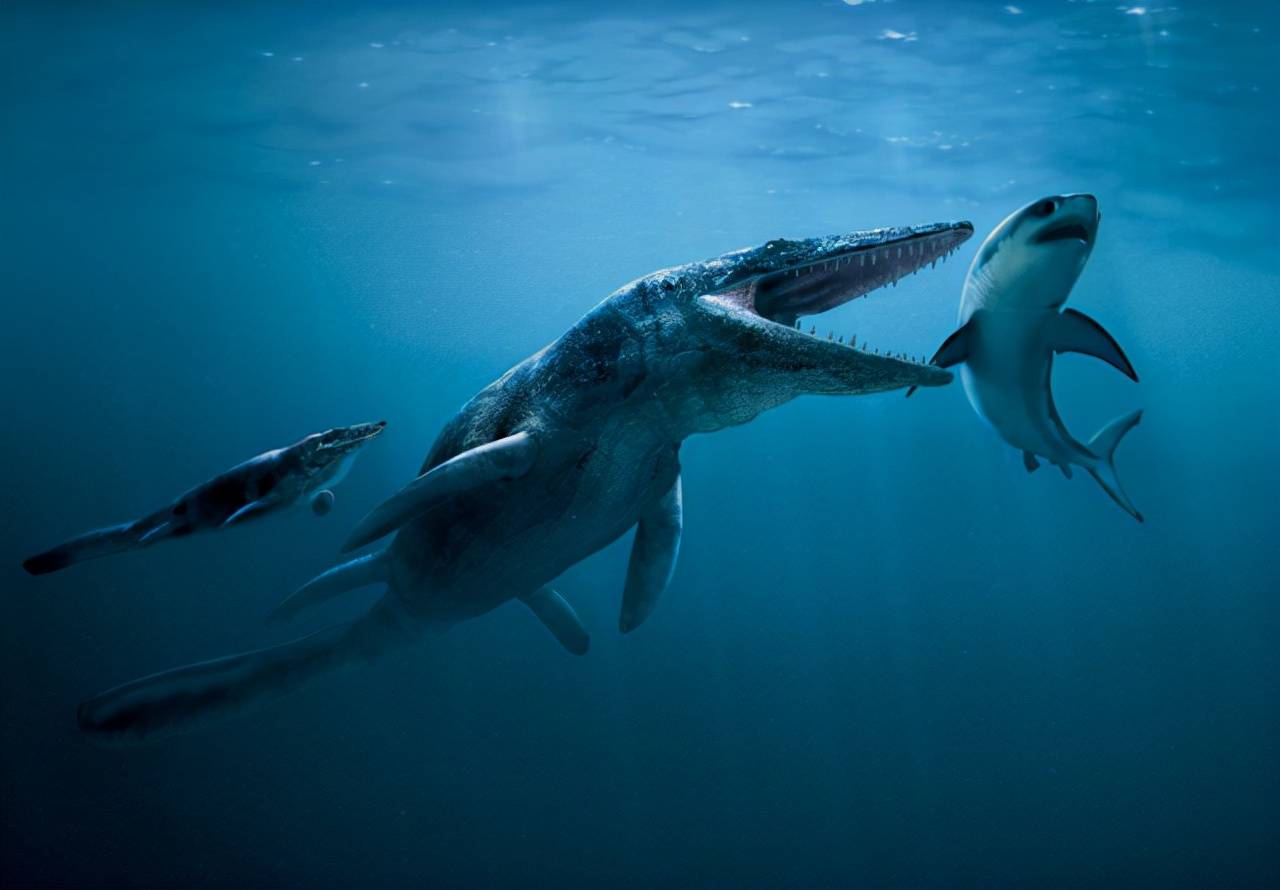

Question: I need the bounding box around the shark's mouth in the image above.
[703,221,974,376]
[1034,222,1091,245]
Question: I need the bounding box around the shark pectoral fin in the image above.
[221,500,272,528]
[342,431,538,553]
[138,521,173,545]
[1023,451,1041,473]
[1056,462,1073,479]
[907,320,975,397]
[1049,308,1139,382]
[1086,409,1144,522]
[268,550,388,622]
[620,475,683,634]
[519,587,590,655]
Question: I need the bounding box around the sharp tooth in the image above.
[827,331,833,341]
[837,335,844,344]
[931,259,937,270]
[870,253,876,266]
[850,335,856,347]
[810,325,816,335]
[897,247,902,258]
[859,255,865,267]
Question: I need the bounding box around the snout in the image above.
[1031,193,1100,245]
[359,420,388,441]
[1060,193,1099,224]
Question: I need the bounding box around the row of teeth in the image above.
[789,241,961,279]
[791,322,933,365]
[784,238,961,367]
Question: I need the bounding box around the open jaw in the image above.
[1034,221,1092,245]
[702,220,974,387]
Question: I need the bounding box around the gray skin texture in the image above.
[21,421,386,576]
[76,221,973,741]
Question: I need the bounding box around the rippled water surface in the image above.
[3,1,1277,886]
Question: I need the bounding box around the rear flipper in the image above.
[1085,409,1144,523]
[78,601,410,743]
[520,586,590,655]
[22,522,142,576]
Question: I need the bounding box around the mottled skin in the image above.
[78,221,973,741]
[388,222,972,627]
[21,422,386,576]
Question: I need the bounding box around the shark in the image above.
[22,421,387,576]
[75,221,973,741]
[913,193,1143,520]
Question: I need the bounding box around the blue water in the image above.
[3,1,1277,886]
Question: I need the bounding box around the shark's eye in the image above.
[1032,198,1057,217]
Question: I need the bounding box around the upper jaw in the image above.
[700,220,973,389]
[321,421,387,452]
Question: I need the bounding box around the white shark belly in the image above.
[961,311,1069,461]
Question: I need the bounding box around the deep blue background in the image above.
[3,1,1277,886]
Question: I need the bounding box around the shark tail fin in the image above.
[78,600,410,743]
[1085,409,1144,523]
[22,522,141,576]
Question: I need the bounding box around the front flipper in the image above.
[519,587,590,655]
[620,476,683,633]
[221,500,272,528]
[268,550,388,622]
[906,319,976,397]
[1048,308,1138,381]
[138,521,174,545]
[342,431,538,552]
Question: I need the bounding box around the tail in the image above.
[1085,409,1144,523]
[77,600,411,743]
[22,522,141,576]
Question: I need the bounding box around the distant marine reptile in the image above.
[914,193,1143,520]
[77,222,973,741]
[22,421,386,576]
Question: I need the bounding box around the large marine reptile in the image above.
[79,219,973,741]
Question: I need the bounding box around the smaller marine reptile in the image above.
[22,421,386,575]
